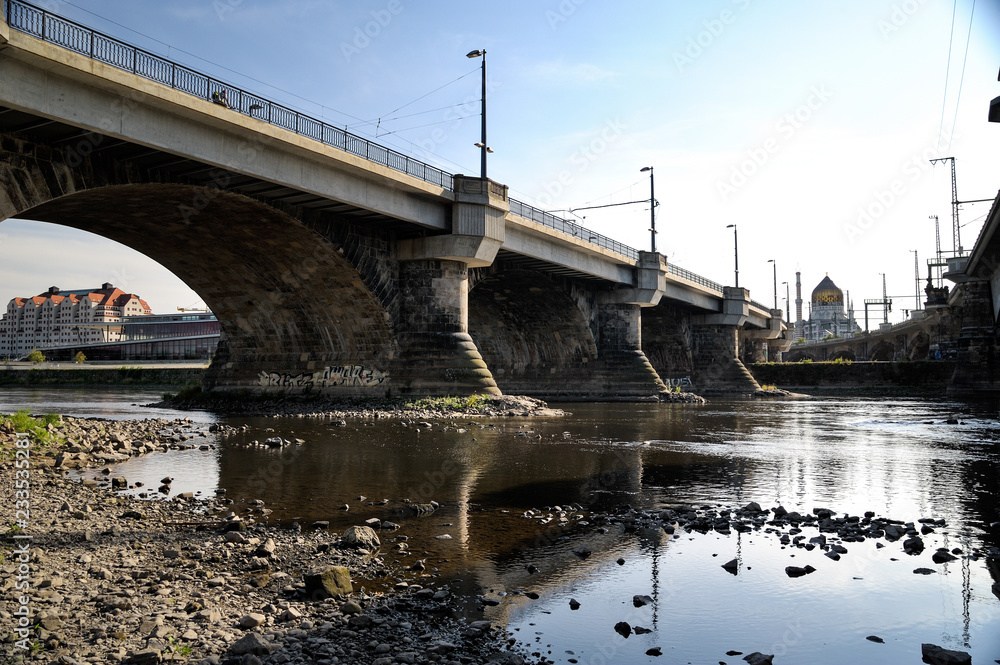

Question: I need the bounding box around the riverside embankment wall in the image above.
[751,361,956,390]
[0,367,202,387]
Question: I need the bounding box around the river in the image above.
[2,387,998,664]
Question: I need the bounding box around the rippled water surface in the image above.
[4,389,999,664]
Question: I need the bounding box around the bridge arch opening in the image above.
[4,182,397,392]
[868,341,895,362]
[829,349,856,362]
[907,332,930,360]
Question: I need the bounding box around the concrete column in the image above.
[392,259,500,396]
[691,287,761,393]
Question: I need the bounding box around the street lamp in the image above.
[781,281,790,324]
[639,166,656,253]
[767,259,777,310]
[726,224,739,287]
[466,49,488,180]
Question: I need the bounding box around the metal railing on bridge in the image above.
[4,0,453,191]
[666,264,723,294]
[4,0,746,307]
[508,198,639,260]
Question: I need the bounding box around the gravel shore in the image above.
[0,417,532,665]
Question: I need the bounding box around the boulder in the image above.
[614,621,631,638]
[920,643,971,665]
[303,565,353,598]
[743,654,774,665]
[341,525,381,550]
[229,632,273,656]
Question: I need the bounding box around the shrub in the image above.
[73,351,86,364]
[27,349,44,364]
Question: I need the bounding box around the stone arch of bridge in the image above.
[868,340,895,362]
[785,349,818,362]
[0,140,398,393]
[468,267,598,395]
[829,349,856,361]
[907,332,930,360]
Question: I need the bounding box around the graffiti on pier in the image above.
[664,377,692,390]
[258,365,388,389]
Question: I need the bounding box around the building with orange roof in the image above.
[0,283,152,358]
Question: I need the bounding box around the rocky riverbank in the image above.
[155,393,570,420]
[0,417,533,665]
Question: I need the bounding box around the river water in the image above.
[3,387,999,664]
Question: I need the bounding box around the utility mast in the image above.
[929,157,961,254]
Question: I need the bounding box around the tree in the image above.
[73,351,86,364]
[27,349,45,364]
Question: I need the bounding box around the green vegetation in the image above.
[163,382,203,402]
[832,357,853,365]
[798,358,813,364]
[27,349,45,364]
[1,409,63,446]
[403,394,490,411]
[73,351,87,364]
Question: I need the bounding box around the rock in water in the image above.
[614,621,632,638]
[722,558,739,575]
[920,643,972,665]
[785,565,816,578]
[932,550,958,564]
[632,594,654,607]
[341,525,381,550]
[866,635,885,643]
[743,653,774,665]
[303,566,353,598]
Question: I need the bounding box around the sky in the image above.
[1,0,999,322]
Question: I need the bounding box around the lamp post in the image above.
[782,281,790,324]
[466,49,488,180]
[767,259,777,309]
[639,166,656,253]
[726,224,739,287]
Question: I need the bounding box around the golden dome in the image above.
[811,276,843,305]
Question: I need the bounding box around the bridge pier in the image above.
[950,279,999,393]
[392,259,500,396]
[392,175,506,396]
[691,287,761,393]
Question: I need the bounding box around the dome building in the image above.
[794,273,860,342]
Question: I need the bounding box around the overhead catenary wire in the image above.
[938,0,959,150]
[947,0,976,152]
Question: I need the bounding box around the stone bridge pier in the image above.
[690,288,761,393]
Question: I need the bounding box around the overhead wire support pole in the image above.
[929,157,961,254]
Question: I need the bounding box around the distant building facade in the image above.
[793,273,861,342]
[0,284,152,358]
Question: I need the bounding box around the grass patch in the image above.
[402,395,491,411]
[1,409,63,447]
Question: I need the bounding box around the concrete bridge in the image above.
[0,1,787,398]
